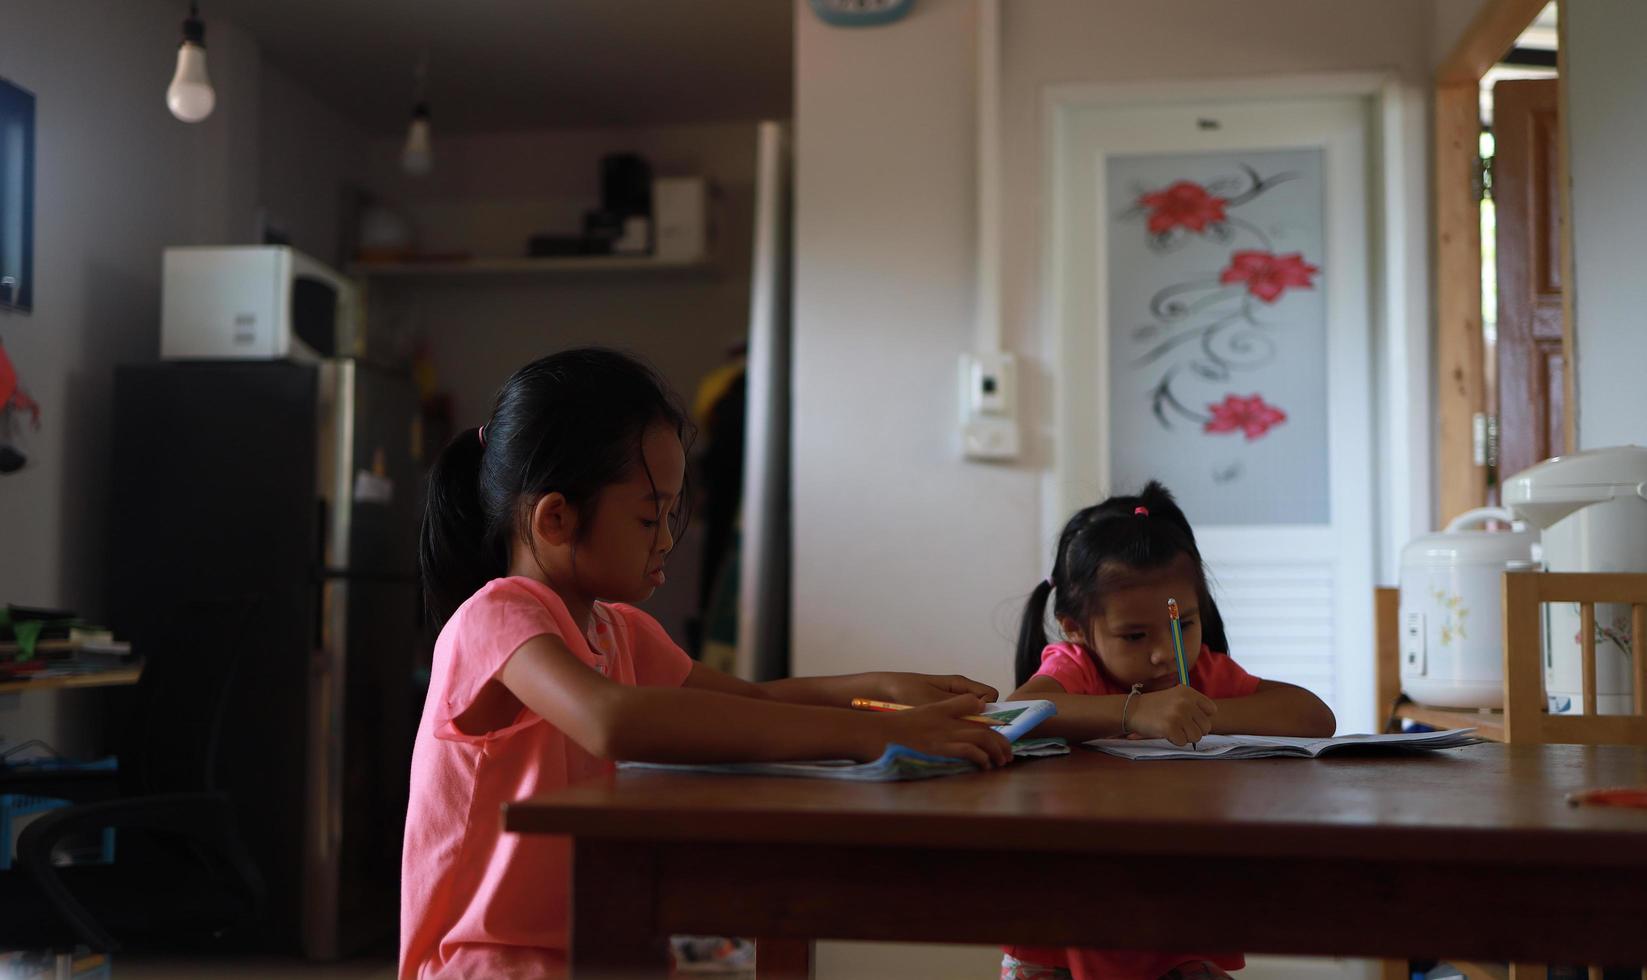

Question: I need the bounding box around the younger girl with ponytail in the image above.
[1001,480,1334,980]
[402,348,1009,979]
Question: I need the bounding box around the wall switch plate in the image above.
[962,351,1013,416]
[960,352,1019,461]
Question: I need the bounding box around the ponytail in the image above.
[420,427,505,627]
[417,348,695,630]
[1013,580,1055,687]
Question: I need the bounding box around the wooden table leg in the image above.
[757,939,813,980]
[570,840,669,978]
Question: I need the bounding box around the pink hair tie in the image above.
[1134,506,1149,516]
[478,425,486,446]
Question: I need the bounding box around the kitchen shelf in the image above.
[352,254,715,279]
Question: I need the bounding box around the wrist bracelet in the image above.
[1121,682,1144,735]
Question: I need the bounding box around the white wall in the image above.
[0,2,368,752]
[0,1,266,751]
[1564,0,1647,450]
[358,122,763,644]
[259,66,368,267]
[795,0,1448,697]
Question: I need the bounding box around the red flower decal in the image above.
[1219,250,1319,303]
[1204,394,1287,441]
[1137,181,1228,235]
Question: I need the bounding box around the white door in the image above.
[1046,91,1376,733]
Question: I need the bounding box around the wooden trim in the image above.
[1394,702,1507,742]
[1501,571,1547,744]
[1436,0,1556,520]
[1581,602,1597,715]
[1557,2,1578,454]
[1438,0,1553,85]
[1436,82,1487,524]
[1634,603,1646,715]
[1374,587,1401,731]
[757,940,813,980]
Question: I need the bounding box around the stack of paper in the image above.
[1084,728,1481,761]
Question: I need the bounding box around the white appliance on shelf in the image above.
[161,245,359,361]
[1399,507,1538,709]
[1503,445,1647,715]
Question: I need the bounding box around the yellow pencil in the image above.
[849,697,1006,727]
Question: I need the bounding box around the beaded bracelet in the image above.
[1120,682,1144,735]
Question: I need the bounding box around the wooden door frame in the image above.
[1435,0,1576,524]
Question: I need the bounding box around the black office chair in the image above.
[0,596,266,960]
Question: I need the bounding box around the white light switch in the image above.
[959,352,1019,461]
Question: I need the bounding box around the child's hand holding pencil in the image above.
[1124,686,1217,748]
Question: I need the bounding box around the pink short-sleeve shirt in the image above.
[399,577,692,980]
[1007,641,1261,980]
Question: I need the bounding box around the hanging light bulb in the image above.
[401,102,432,176]
[166,2,215,123]
[400,57,432,176]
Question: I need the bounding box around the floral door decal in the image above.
[1106,149,1330,525]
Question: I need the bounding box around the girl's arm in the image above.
[1010,676,1336,743]
[496,634,1013,767]
[1208,679,1336,737]
[683,661,999,708]
[1007,674,1217,745]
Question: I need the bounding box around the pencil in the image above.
[1167,598,1191,686]
[1168,598,1197,750]
[849,697,1006,727]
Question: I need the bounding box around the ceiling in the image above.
[207,0,794,135]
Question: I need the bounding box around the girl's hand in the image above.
[872,672,1000,707]
[862,694,1014,768]
[1129,686,1217,746]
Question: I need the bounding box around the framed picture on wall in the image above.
[0,77,35,312]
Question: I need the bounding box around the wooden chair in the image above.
[1376,574,1647,980]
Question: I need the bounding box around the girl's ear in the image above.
[529,492,577,546]
[1056,616,1087,646]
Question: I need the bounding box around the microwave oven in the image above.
[161,245,359,361]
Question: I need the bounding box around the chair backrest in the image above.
[119,595,259,797]
[1502,572,1647,745]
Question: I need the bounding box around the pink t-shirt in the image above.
[399,576,693,980]
[1008,641,1261,980]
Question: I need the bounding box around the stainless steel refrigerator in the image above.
[111,359,424,959]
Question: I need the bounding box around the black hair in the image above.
[1013,480,1230,687]
[419,347,694,627]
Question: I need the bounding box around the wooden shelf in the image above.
[0,662,143,695]
[352,254,715,279]
[1394,702,1506,742]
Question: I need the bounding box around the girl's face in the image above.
[1059,560,1204,692]
[574,422,686,605]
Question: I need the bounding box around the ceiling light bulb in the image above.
[401,103,432,176]
[167,6,215,123]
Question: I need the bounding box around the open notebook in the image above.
[1084,728,1481,761]
[618,700,1065,782]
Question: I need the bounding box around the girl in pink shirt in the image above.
[401,348,1010,979]
[1001,481,1335,980]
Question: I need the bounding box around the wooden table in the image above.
[505,744,1647,978]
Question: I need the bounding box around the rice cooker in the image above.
[1502,445,1647,715]
[1399,507,1538,709]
